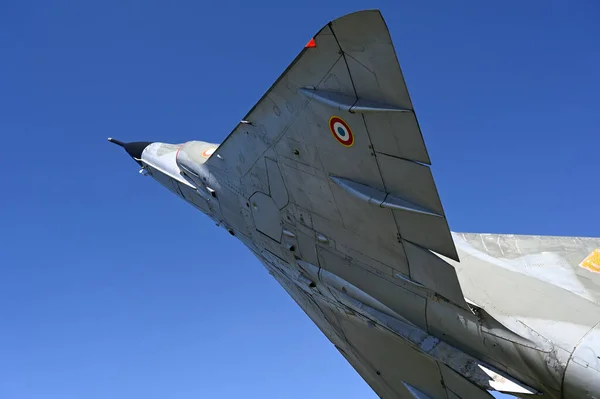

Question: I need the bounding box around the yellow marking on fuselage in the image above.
[580,248,600,273]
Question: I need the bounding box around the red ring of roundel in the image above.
[329,116,354,146]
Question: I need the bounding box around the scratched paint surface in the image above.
[580,249,600,273]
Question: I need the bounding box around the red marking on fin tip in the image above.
[305,38,316,48]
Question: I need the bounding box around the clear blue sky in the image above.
[1,1,598,398]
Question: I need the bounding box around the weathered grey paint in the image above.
[110,10,600,399]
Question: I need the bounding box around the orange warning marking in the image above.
[580,248,600,273]
[202,148,216,158]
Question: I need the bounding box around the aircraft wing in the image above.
[206,9,480,397]
[208,9,466,307]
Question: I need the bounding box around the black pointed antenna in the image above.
[108,138,154,165]
[108,137,126,147]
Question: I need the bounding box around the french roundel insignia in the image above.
[329,116,354,147]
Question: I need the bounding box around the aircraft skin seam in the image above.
[235,54,343,182]
[329,25,453,260]
[341,338,400,397]
[374,149,430,168]
[381,21,432,166]
[432,360,450,399]
[264,157,290,209]
[358,109,414,278]
[561,320,600,397]
[327,20,414,282]
[424,295,431,334]
[327,21,358,99]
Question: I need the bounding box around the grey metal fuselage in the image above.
[135,140,600,399]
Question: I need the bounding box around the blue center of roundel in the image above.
[337,127,346,137]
